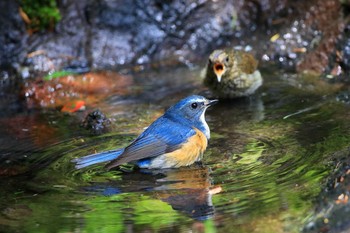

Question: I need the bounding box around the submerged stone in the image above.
[81,109,112,135]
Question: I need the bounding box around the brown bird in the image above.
[203,49,262,98]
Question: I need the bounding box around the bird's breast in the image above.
[147,128,208,169]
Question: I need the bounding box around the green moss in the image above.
[235,140,266,165]
[43,70,75,81]
[20,0,61,31]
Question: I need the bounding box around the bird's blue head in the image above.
[165,95,218,138]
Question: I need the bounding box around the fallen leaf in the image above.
[61,100,86,113]
[270,34,280,42]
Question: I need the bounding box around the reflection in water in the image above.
[199,90,265,123]
[210,93,265,126]
[81,166,217,221]
[152,166,217,220]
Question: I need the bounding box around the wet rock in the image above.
[0,1,27,68]
[303,148,350,233]
[23,0,237,73]
[81,109,112,135]
[336,24,350,74]
[22,71,133,109]
[63,60,90,74]
[23,1,90,76]
[1,0,349,78]
[340,47,350,74]
[0,67,27,117]
[262,19,317,71]
[336,91,350,104]
[296,0,344,75]
[262,0,344,75]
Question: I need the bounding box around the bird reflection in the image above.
[152,166,215,220]
[82,165,218,220]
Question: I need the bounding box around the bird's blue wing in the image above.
[105,116,195,169]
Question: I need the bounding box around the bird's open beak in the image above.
[213,63,225,82]
[206,99,219,107]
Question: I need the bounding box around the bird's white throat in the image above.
[200,110,210,139]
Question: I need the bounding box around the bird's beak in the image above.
[213,63,225,82]
[206,99,219,107]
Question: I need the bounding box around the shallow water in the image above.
[0,65,350,233]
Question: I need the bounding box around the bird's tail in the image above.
[72,149,124,169]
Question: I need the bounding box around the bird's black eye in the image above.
[191,102,198,109]
[225,57,229,63]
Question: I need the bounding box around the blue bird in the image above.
[72,95,218,170]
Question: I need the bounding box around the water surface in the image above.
[0,65,350,233]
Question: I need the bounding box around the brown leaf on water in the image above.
[61,100,86,113]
